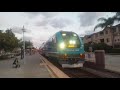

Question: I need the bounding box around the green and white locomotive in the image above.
[42,31,85,68]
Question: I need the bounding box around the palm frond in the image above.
[94,15,117,32]
[116,12,120,16]
[115,17,120,22]
[98,17,107,22]
[117,17,120,21]
[111,15,120,22]
[94,23,106,31]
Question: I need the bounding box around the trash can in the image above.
[95,50,105,69]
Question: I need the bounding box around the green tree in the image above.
[25,41,33,49]
[0,29,19,52]
[94,16,116,48]
[84,42,112,53]
[18,40,33,49]
[0,30,3,47]
[5,29,14,37]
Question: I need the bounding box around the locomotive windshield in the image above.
[61,32,80,48]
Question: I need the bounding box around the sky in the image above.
[0,12,115,48]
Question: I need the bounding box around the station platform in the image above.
[0,53,69,78]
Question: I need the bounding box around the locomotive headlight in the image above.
[59,42,65,49]
[69,40,76,44]
[72,41,76,44]
[69,40,73,44]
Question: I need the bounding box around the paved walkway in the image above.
[105,55,120,73]
[0,53,52,78]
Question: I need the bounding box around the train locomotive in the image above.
[41,31,85,68]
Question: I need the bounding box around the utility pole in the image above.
[22,26,26,64]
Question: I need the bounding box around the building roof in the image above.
[114,24,120,27]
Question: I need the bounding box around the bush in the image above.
[0,53,14,60]
[84,42,112,53]
[84,43,90,52]
[84,42,120,53]
[107,48,120,53]
[0,55,9,60]
[95,43,112,53]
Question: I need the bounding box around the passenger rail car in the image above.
[39,42,46,55]
[43,31,85,68]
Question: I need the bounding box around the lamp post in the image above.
[22,26,26,64]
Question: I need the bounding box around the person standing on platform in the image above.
[30,48,32,55]
[21,47,24,59]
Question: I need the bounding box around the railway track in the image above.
[62,68,100,78]
[43,56,101,78]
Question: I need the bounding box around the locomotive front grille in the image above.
[66,54,80,58]
[59,54,80,59]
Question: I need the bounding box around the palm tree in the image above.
[94,16,116,48]
[114,12,120,22]
[94,17,115,31]
[116,12,120,17]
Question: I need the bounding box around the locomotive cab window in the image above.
[61,31,80,48]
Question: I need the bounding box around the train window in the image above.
[73,34,77,36]
[61,32,80,48]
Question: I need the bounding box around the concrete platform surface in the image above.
[0,53,52,78]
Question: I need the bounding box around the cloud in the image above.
[35,16,73,29]
[49,18,73,29]
[25,12,58,19]
[85,30,94,35]
[24,36,32,41]
[11,27,23,34]
[11,26,31,34]
[79,12,98,27]
[0,17,5,26]
[27,12,59,27]
[40,12,58,18]
[78,12,106,27]
[19,36,32,41]
[35,19,49,27]
[25,12,41,18]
